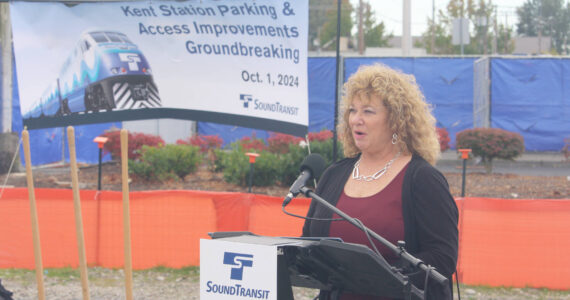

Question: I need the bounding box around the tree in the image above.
[311,0,432,53]
[418,17,454,54]
[318,0,354,51]
[365,22,391,48]
[516,0,570,54]
[417,0,515,55]
[496,24,516,54]
[361,2,392,48]
[308,0,354,51]
[472,0,495,54]
[308,0,336,51]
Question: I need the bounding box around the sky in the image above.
[352,0,525,36]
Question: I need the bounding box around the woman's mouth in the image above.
[353,130,365,138]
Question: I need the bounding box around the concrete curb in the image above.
[436,151,570,176]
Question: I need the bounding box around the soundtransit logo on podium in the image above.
[200,239,276,299]
[223,252,254,280]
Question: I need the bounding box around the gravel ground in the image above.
[1,267,570,300]
[0,267,318,300]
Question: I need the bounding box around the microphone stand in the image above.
[299,186,449,288]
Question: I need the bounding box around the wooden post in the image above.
[67,126,91,300]
[22,128,46,300]
[120,129,133,300]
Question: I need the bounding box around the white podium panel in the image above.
[200,239,278,300]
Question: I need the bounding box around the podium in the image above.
[201,232,424,300]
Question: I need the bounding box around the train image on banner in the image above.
[23,30,160,120]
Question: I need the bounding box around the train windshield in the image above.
[89,32,134,45]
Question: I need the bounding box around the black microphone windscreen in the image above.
[300,153,326,180]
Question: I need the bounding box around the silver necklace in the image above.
[352,151,401,182]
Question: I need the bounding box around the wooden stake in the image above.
[66,126,91,300]
[121,129,133,300]
[22,129,46,300]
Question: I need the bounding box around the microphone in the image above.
[283,153,326,207]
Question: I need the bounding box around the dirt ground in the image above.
[1,160,568,199]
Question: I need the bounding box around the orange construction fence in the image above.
[0,188,569,290]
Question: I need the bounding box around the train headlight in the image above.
[111,67,127,74]
[143,68,152,75]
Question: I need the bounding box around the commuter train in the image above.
[23,30,160,119]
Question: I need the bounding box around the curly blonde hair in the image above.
[339,64,440,165]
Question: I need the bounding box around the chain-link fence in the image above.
[473,56,490,128]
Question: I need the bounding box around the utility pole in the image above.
[504,12,508,54]
[431,0,435,54]
[402,0,411,56]
[358,0,364,55]
[1,3,13,133]
[483,14,489,55]
[460,2,464,55]
[482,4,488,55]
[537,1,543,54]
[492,6,497,54]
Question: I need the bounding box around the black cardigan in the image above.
[302,154,458,299]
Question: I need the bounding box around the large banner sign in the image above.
[11,0,308,135]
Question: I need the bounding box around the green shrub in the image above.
[456,128,524,173]
[129,144,202,181]
[220,144,250,186]
[220,144,282,187]
[307,138,344,166]
[128,159,156,181]
[210,148,228,172]
[217,130,343,188]
[249,152,281,186]
[279,143,310,186]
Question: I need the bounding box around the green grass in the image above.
[136,266,199,281]
[0,266,199,283]
[1,268,569,299]
[454,283,570,299]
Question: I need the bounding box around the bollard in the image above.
[458,149,472,197]
[93,136,108,191]
[245,152,260,193]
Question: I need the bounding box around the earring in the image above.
[391,133,398,145]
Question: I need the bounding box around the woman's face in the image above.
[348,94,392,155]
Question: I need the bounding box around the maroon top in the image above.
[328,165,407,300]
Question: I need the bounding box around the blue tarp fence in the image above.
[6,56,570,166]
[491,58,570,151]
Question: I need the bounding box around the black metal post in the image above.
[332,0,342,163]
[248,162,254,193]
[97,147,103,191]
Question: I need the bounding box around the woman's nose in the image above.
[351,112,363,124]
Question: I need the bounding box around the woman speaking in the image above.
[303,64,458,300]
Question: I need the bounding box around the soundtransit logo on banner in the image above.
[239,93,299,116]
[204,251,271,299]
